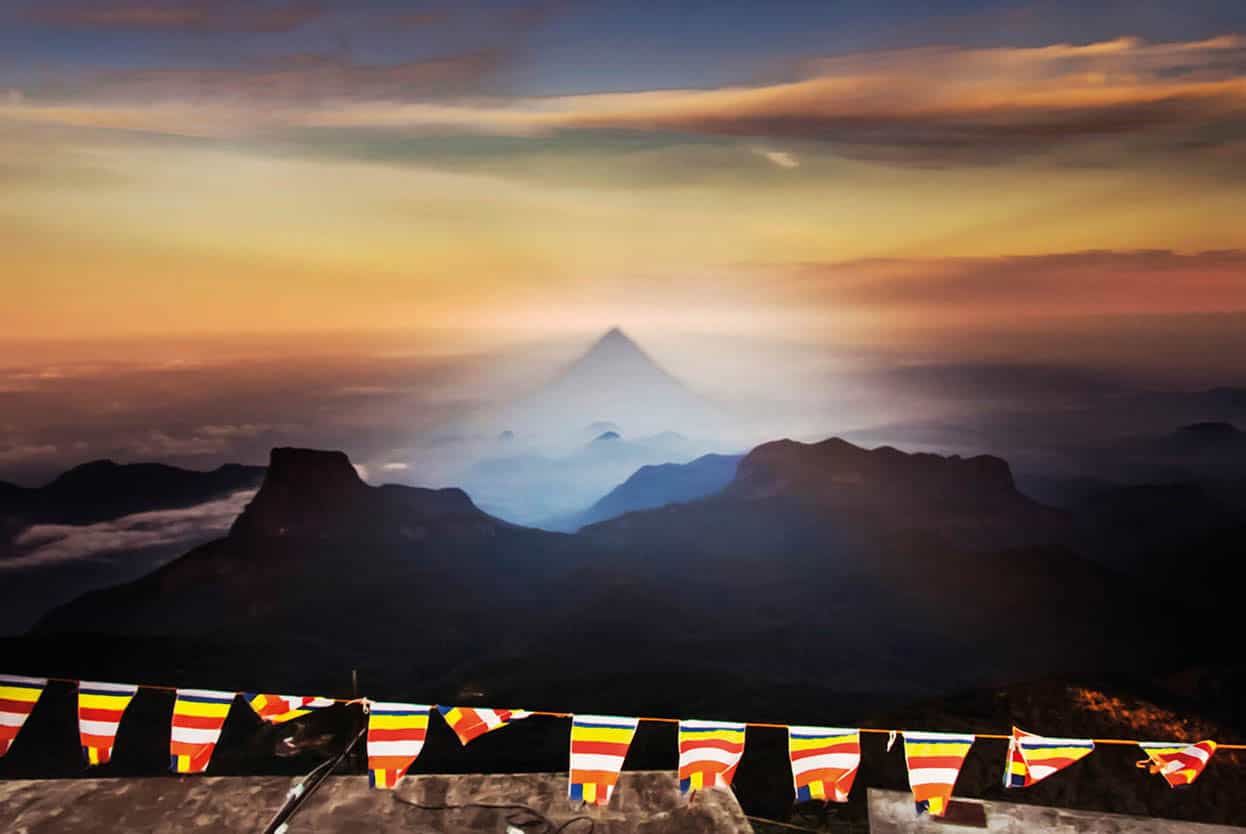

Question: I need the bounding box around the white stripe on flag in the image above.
[0,713,29,727]
[792,752,859,772]
[907,768,963,787]
[170,727,222,745]
[177,689,233,701]
[79,719,121,736]
[571,753,627,771]
[368,740,425,757]
[81,681,138,694]
[681,747,742,767]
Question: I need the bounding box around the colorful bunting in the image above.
[902,731,975,816]
[1137,740,1217,787]
[1004,727,1094,788]
[678,719,746,794]
[78,681,139,765]
[368,702,430,789]
[568,714,639,805]
[246,693,336,724]
[788,726,860,802]
[438,706,531,745]
[0,674,46,758]
[170,689,236,774]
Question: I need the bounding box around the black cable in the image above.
[259,710,369,834]
[390,793,595,834]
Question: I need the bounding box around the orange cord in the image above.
[28,675,1246,751]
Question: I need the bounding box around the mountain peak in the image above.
[232,447,481,538]
[727,436,1023,513]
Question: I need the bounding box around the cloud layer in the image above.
[5,489,255,569]
[6,34,1245,165]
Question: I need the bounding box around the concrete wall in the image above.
[868,789,1246,834]
[0,771,753,834]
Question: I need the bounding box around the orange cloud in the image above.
[773,250,1246,324]
[6,34,1245,167]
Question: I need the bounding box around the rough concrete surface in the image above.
[0,771,754,833]
[868,789,1246,834]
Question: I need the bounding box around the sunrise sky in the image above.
[4,0,1246,354]
[5,0,1246,484]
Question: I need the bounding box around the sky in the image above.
[4,0,1246,482]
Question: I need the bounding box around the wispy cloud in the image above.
[4,489,255,569]
[773,249,1246,321]
[751,148,800,169]
[6,35,1244,166]
[27,0,323,33]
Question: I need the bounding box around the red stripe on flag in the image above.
[0,699,36,715]
[571,740,631,757]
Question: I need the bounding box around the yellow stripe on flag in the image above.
[369,714,428,730]
[174,700,231,718]
[574,727,635,744]
[79,693,133,710]
[0,685,42,702]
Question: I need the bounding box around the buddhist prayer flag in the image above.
[170,689,235,774]
[0,674,46,758]
[1004,727,1093,788]
[438,706,531,745]
[246,693,336,724]
[78,681,139,765]
[368,702,430,789]
[678,719,746,794]
[788,726,860,802]
[568,715,639,806]
[902,731,975,816]
[1137,740,1217,787]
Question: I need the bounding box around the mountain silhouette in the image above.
[31,439,1182,702]
[0,459,266,634]
[481,327,722,441]
[543,453,742,532]
[1,459,264,528]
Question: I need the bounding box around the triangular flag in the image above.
[78,681,139,765]
[1004,727,1093,788]
[788,726,860,803]
[1137,740,1217,787]
[368,702,430,789]
[569,715,639,806]
[902,731,975,817]
[678,719,746,794]
[247,693,336,724]
[886,730,897,752]
[437,706,531,745]
[170,689,236,774]
[0,674,46,758]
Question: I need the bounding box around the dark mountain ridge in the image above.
[2,459,265,528]
[28,437,1209,704]
[542,452,742,532]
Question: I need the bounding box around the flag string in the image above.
[23,674,1246,751]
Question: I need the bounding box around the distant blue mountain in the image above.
[541,453,742,532]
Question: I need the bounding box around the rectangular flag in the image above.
[247,693,336,724]
[1004,727,1094,788]
[368,702,430,789]
[569,715,639,806]
[678,719,746,794]
[0,674,46,758]
[902,731,975,816]
[78,681,139,765]
[170,689,236,774]
[788,726,860,803]
[1137,740,1217,787]
[438,706,531,745]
